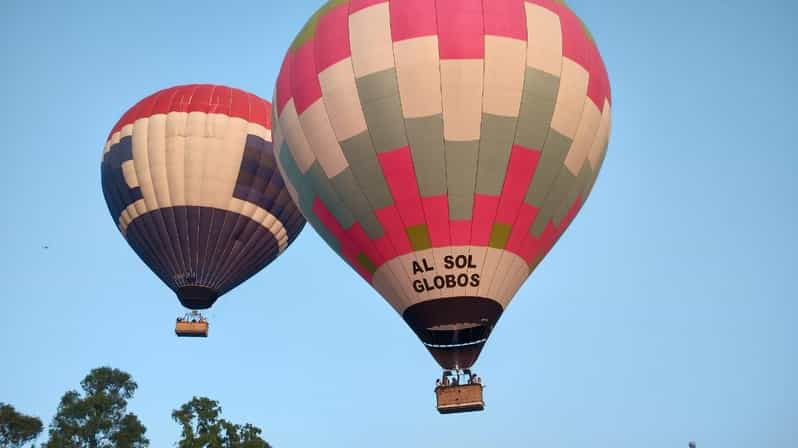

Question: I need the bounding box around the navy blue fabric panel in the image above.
[101,136,142,222]
[125,207,281,299]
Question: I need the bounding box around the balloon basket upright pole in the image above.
[175,310,209,337]
[434,369,485,414]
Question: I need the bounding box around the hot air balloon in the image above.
[273,0,611,412]
[101,84,305,337]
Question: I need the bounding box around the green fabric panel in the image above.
[306,162,356,229]
[524,130,572,207]
[528,252,545,271]
[357,213,384,241]
[476,114,517,196]
[277,142,313,214]
[405,115,446,197]
[489,223,512,249]
[529,164,576,236]
[357,69,408,152]
[330,168,385,239]
[340,131,394,209]
[357,67,399,103]
[553,160,594,225]
[445,140,480,220]
[406,224,432,251]
[290,0,349,50]
[514,68,560,151]
[357,252,378,274]
[584,139,610,198]
[277,142,341,253]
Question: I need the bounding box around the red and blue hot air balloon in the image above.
[102,84,305,336]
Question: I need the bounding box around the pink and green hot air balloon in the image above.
[272,0,611,411]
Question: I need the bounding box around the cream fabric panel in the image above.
[318,59,369,142]
[524,3,562,76]
[564,98,602,175]
[464,246,488,298]
[483,36,526,117]
[589,101,612,169]
[370,246,529,313]
[112,111,287,249]
[203,114,247,211]
[393,36,443,118]
[550,58,589,139]
[246,122,271,142]
[131,117,158,214]
[278,100,317,174]
[165,112,188,207]
[476,247,504,299]
[121,160,139,188]
[349,3,394,78]
[146,114,172,209]
[372,264,411,313]
[229,198,289,252]
[299,99,348,177]
[441,59,484,142]
[183,111,210,206]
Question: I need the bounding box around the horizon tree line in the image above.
[0,367,271,448]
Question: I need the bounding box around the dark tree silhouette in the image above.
[0,403,43,448]
[173,397,270,448]
[44,367,148,447]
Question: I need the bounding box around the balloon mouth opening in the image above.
[422,338,489,349]
[402,296,503,370]
[417,323,493,347]
[176,286,219,310]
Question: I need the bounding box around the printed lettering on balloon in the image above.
[410,254,481,293]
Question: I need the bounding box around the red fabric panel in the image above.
[558,6,590,69]
[390,0,438,42]
[449,219,472,245]
[495,145,541,223]
[291,39,323,115]
[346,222,387,267]
[230,88,251,121]
[436,0,484,59]
[248,91,271,130]
[313,197,373,280]
[483,0,526,40]
[187,85,213,113]
[505,203,539,256]
[376,205,413,255]
[378,147,426,226]
[275,53,294,114]
[422,195,451,248]
[373,234,399,263]
[350,0,386,14]
[151,85,183,116]
[470,194,500,246]
[315,2,352,72]
[109,85,273,141]
[520,221,555,264]
[586,44,611,108]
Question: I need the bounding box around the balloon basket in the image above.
[175,311,209,337]
[435,383,484,414]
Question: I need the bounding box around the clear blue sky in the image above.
[1,0,796,446]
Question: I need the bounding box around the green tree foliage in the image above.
[0,403,43,448]
[172,397,271,448]
[44,367,148,448]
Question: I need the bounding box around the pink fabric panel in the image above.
[422,195,451,248]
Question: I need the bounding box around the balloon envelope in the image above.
[102,84,305,309]
[274,0,611,369]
